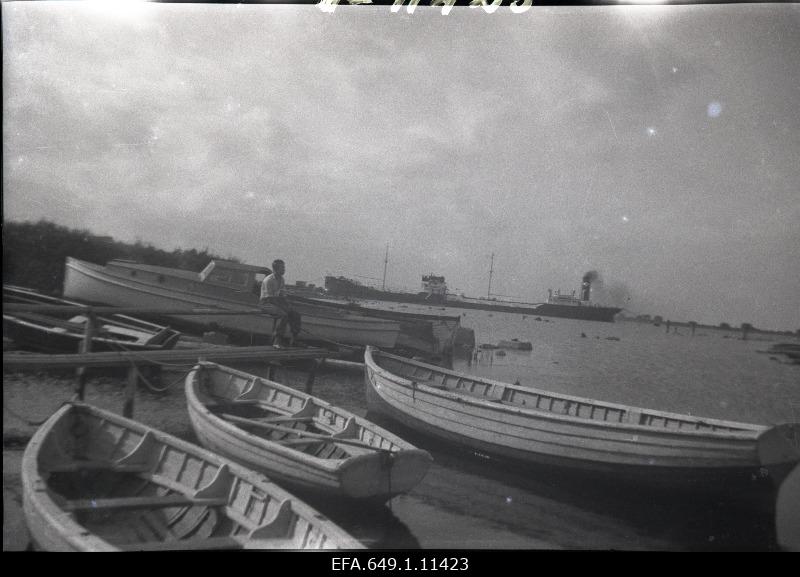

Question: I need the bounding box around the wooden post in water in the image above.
[304,359,319,394]
[124,365,138,418]
[74,311,96,401]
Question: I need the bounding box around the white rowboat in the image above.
[364,346,800,491]
[186,362,432,501]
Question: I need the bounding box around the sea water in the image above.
[309,304,799,551]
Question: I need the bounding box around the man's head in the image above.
[272,259,285,276]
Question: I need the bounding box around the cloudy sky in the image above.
[3,2,799,331]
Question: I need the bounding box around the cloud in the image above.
[3,4,800,330]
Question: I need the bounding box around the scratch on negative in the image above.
[604,109,618,142]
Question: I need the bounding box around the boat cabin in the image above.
[421,274,448,298]
[199,260,272,293]
[547,289,585,306]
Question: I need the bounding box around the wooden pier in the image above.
[2,302,339,418]
[3,346,334,419]
[2,346,334,370]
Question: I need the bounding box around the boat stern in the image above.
[757,423,800,485]
[338,449,433,500]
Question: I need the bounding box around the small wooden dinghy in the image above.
[365,347,800,492]
[22,403,363,551]
[186,362,432,501]
[3,285,181,353]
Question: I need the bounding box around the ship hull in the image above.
[324,277,620,322]
[444,300,622,322]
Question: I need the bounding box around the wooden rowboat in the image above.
[364,347,800,492]
[3,285,181,353]
[22,402,363,551]
[186,362,432,501]
[286,294,461,362]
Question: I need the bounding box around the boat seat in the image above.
[64,494,228,512]
[45,461,153,474]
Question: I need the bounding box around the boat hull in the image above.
[364,347,799,492]
[63,257,400,348]
[324,276,621,322]
[776,463,800,551]
[290,295,461,360]
[22,403,362,551]
[440,300,621,322]
[186,362,432,500]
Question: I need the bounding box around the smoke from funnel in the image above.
[581,270,600,301]
[582,272,634,309]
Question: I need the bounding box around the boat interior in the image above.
[196,367,396,460]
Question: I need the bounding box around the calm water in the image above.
[6,304,797,551]
[309,303,799,551]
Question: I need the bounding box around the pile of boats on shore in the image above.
[5,257,800,551]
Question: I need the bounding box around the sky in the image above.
[3,2,799,331]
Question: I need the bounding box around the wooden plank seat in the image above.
[218,413,388,452]
[45,461,154,474]
[64,494,229,512]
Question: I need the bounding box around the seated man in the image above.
[259,259,301,347]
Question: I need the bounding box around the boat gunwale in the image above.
[365,347,770,440]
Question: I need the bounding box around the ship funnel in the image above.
[581,272,596,301]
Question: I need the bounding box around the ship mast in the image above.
[487,253,494,298]
[382,244,389,291]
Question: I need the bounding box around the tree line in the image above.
[3,219,236,296]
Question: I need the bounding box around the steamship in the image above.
[325,273,622,323]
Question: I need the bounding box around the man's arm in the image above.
[261,276,292,312]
